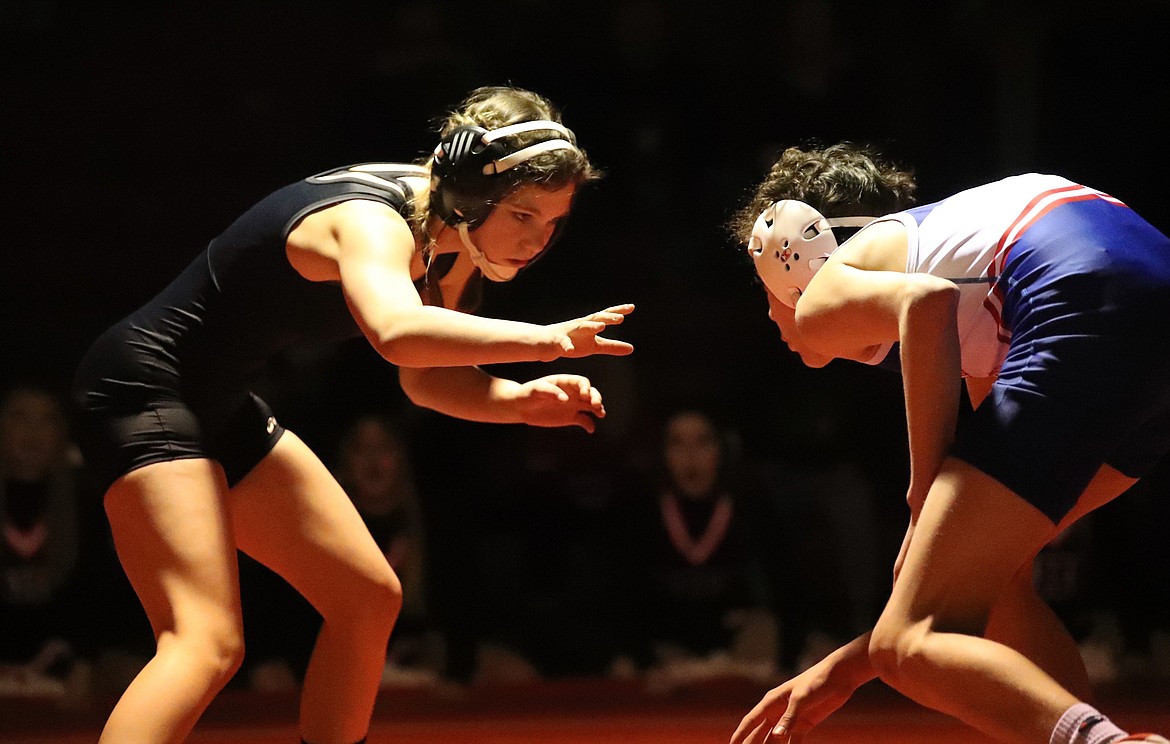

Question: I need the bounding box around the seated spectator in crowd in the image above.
[239,411,443,691]
[478,423,636,682]
[0,382,88,699]
[618,408,777,689]
[755,405,887,675]
[334,413,442,686]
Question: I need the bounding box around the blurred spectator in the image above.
[239,412,444,692]
[755,401,888,675]
[617,409,777,690]
[433,421,633,685]
[0,382,88,699]
[335,413,443,686]
[500,425,636,681]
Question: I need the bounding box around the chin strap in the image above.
[457,223,518,282]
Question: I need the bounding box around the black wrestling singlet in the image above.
[73,163,426,490]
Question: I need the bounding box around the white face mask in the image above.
[749,200,873,308]
[457,223,519,282]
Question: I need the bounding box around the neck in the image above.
[424,218,461,255]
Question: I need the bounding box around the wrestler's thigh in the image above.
[226,431,398,617]
[104,458,241,638]
[884,457,1057,634]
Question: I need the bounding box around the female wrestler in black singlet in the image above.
[73,86,634,744]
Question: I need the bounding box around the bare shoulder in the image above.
[292,198,411,253]
[832,219,908,274]
[287,198,414,281]
[797,220,915,348]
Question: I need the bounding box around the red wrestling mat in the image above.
[4,677,1168,744]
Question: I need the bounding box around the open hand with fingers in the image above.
[546,304,635,359]
[731,656,856,744]
[508,374,607,432]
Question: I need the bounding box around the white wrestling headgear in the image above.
[748,200,873,308]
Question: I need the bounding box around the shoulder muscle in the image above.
[797,220,919,353]
[287,198,414,281]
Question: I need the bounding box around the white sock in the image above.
[1050,703,1129,744]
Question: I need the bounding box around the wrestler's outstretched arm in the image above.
[302,199,633,367]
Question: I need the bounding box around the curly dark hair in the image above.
[730,143,918,245]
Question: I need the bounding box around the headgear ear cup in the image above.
[430,120,579,229]
[430,124,505,228]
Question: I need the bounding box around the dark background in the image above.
[5,1,1170,445]
[3,0,1169,681]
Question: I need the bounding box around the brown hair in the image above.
[730,142,917,245]
[410,86,602,249]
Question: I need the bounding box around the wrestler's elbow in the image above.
[396,366,433,407]
[364,308,434,367]
[900,275,959,328]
